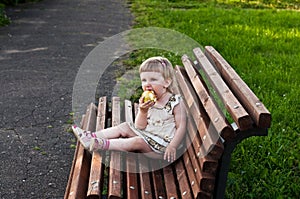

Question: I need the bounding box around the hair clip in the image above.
[159,59,166,67]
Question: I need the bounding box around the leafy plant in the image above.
[0,3,9,26]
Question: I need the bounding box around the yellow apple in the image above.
[142,91,157,103]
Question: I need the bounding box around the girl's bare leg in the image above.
[95,123,137,139]
[72,123,136,149]
[91,136,153,153]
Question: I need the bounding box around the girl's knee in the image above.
[117,122,137,137]
[133,137,152,152]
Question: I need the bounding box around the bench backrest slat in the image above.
[204,46,271,128]
[193,47,253,130]
[175,65,224,159]
[181,55,235,140]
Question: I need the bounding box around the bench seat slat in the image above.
[175,159,193,199]
[186,132,218,176]
[87,97,107,198]
[108,97,123,199]
[151,162,167,199]
[139,155,154,199]
[108,152,122,198]
[64,112,85,199]
[193,47,253,130]
[185,135,216,194]
[65,103,97,199]
[182,152,201,198]
[124,100,140,199]
[204,46,271,128]
[126,153,139,199]
[163,165,179,199]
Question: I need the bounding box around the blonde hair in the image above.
[139,56,179,94]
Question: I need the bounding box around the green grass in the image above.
[127,0,300,198]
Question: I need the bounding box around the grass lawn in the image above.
[127,0,300,198]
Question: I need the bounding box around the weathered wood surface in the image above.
[204,46,271,128]
[65,46,271,199]
[194,47,253,130]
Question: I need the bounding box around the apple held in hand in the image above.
[142,91,157,103]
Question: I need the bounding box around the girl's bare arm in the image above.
[164,101,187,161]
[134,99,154,129]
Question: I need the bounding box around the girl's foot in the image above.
[72,125,96,150]
[90,137,110,151]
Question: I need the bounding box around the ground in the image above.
[0,0,132,198]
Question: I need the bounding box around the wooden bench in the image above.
[64,46,271,199]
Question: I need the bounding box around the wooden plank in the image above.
[185,136,216,195]
[182,152,201,198]
[108,97,123,199]
[151,161,167,199]
[126,153,139,199]
[163,165,178,199]
[175,66,224,159]
[65,103,97,199]
[96,97,108,130]
[181,56,235,141]
[183,150,216,194]
[200,156,218,176]
[87,97,107,198]
[187,114,224,160]
[124,100,140,199]
[124,100,134,123]
[134,102,154,199]
[193,48,253,130]
[139,154,154,199]
[174,159,193,199]
[175,66,212,151]
[64,116,85,199]
[186,131,218,177]
[204,46,271,128]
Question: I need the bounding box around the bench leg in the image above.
[214,127,268,199]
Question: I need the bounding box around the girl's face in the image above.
[140,71,171,98]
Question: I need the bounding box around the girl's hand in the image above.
[164,145,177,162]
[139,96,154,113]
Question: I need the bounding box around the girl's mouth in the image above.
[145,87,153,91]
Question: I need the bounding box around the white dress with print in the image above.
[128,94,181,153]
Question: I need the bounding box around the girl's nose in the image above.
[142,81,150,87]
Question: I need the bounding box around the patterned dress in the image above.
[128,94,181,153]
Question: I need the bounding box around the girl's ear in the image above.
[164,78,172,88]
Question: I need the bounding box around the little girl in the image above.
[72,56,186,162]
